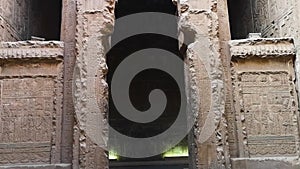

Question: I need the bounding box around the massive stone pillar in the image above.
[217,0,232,167]
[73,0,115,168]
[177,0,230,168]
[61,0,77,164]
[73,0,232,168]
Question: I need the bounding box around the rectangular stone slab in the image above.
[229,38,300,168]
[0,41,67,168]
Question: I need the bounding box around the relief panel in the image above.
[237,71,298,157]
[229,38,300,158]
[0,41,64,165]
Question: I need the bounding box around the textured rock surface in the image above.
[231,157,300,169]
[177,0,229,168]
[229,37,300,169]
[1,0,300,169]
[60,0,77,165]
[73,0,115,168]
[0,41,68,168]
[242,2,300,151]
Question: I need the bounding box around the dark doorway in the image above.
[29,0,62,40]
[107,0,188,168]
[227,0,254,39]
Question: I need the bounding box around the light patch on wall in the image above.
[109,151,119,160]
[163,146,189,158]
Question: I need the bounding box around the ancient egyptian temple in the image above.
[0,0,300,169]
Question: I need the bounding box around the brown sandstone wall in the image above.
[248,0,300,109]
[228,37,300,169]
[72,0,232,168]
[73,0,115,168]
[0,41,70,168]
[178,0,231,168]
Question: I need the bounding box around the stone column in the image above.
[73,0,115,168]
[61,0,77,164]
[177,0,229,168]
[217,0,232,167]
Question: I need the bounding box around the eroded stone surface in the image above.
[2,0,300,169]
[60,0,77,164]
[178,0,228,168]
[251,0,295,38]
[229,38,300,168]
[73,0,115,168]
[0,41,65,167]
[243,3,300,156]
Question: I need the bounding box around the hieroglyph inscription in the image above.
[238,71,298,156]
[0,78,54,164]
[0,41,64,165]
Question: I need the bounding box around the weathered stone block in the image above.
[229,37,300,168]
[0,41,65,168]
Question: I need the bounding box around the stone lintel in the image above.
[0,41,64,60]
[229,38,296,58]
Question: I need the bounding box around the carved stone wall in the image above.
[178,0,230,168]
[71,0,231,168]
[73,0,115,168]
[229,38,300,169]
[0,41,70,168]
[228,0,299,40]
[249,1,300,139]
[0,0,30,41]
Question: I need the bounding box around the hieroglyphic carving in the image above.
[178,0,228,168]
[1,78,53,141]
[238,71,298,157]
[230,38,300,159]
[0,41,64,165]
[74,0,115,168]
